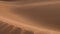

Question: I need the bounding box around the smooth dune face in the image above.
[10,0,60,31]
[0,0,60,34]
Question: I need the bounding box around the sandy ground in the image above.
[0,0,60,34]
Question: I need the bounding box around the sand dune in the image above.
[0,0,60,34]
